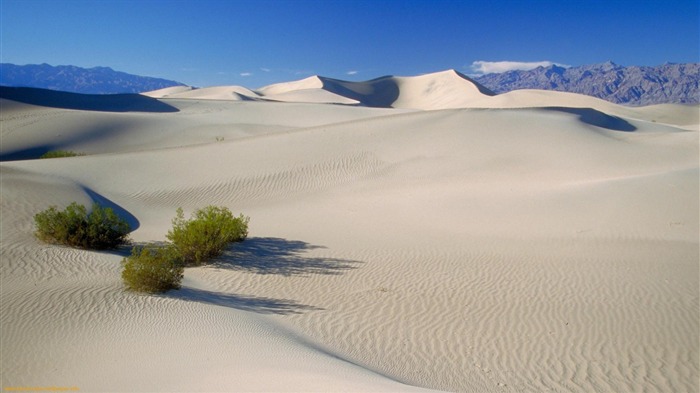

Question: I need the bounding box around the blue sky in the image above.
[1,0,698,88]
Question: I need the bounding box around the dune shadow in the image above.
[0,145,59,161]
[168,286,323,315]
[0,86,179,113]
[212,237,362,276]
[1,117,151,161]
[319,76,400,108]
[544,107,637,132]
[81,186,140,232]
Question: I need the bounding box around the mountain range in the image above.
[473,61,699,106]
[1,62,698,106]
[0,63,184,94]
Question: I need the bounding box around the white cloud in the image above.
[346,70,358,75]
[260,67,271,72]
[470,60,569,75]
[240,72,252,77]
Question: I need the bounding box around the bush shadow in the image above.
[213,237,362,276]
[168,286,323,315]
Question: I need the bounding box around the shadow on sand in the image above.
[168,287,323,315]
[211,237,363,276]
[0,119,141,161]
[167,237,360,314]
[0,86,179,113]
[545,107,637,132]
[80,186,140,232]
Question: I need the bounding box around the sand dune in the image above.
[140,85,195,98]
[0,97,404,161]
[1,73,698,392]
[148,69,494,109]
[149,85,262,101]
[262,87,361,105]
[143,70,699,128]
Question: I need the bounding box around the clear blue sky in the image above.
[1,0,698,88]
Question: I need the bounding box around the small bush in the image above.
[34,202,130,249]
[166,206,249,266]
[122,245,184,293]
[39,150,85,159]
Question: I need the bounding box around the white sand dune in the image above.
[256,75,326,96]
[151,70,494,109]
[150,85,262,101]
[146,70,699,127]
[262,87,361,105]
[1,73,698,392]
[140,85,195,98]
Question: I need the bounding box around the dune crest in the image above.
[144,69,496,109]
[140,69,700,124]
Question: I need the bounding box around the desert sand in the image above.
[1,70,698,392]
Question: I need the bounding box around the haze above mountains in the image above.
[1,62,698,106]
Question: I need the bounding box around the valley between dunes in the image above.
[1,71,698,392]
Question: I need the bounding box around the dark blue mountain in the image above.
[0,63,184,94]
[474,62,699,106]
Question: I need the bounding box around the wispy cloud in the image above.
[346,70,358,75]
[260,67,271,72]
[470,60,570,75]
[275,68,315,76]
[240,72,253,77]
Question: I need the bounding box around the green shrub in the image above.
[122,245,184,293]
[39,150,85,159]
[166,206,249,266]
[34,202,130,249]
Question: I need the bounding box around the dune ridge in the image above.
[1,71,698,392]
[144,69,495,109]
[140,70,700,129]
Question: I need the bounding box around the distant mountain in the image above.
[0,63,184,94]
[473,62,699,106]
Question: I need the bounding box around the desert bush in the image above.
[39,150,85,159]
[166,206,249,266]
[34,202,130,249]
[122,245,184,293]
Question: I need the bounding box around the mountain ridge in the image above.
[473,62,699,106]
[0,63,184,94]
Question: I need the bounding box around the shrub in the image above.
[166,206,249,266]
[122,245,184,293]
[34,202,130,249]
[39,150,85,159]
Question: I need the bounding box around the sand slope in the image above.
[1,77,698,392]
[145,70,700,128]
[147,70,494,109]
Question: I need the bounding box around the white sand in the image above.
[1,71,698,392]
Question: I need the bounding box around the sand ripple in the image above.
[1,93,697,391]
